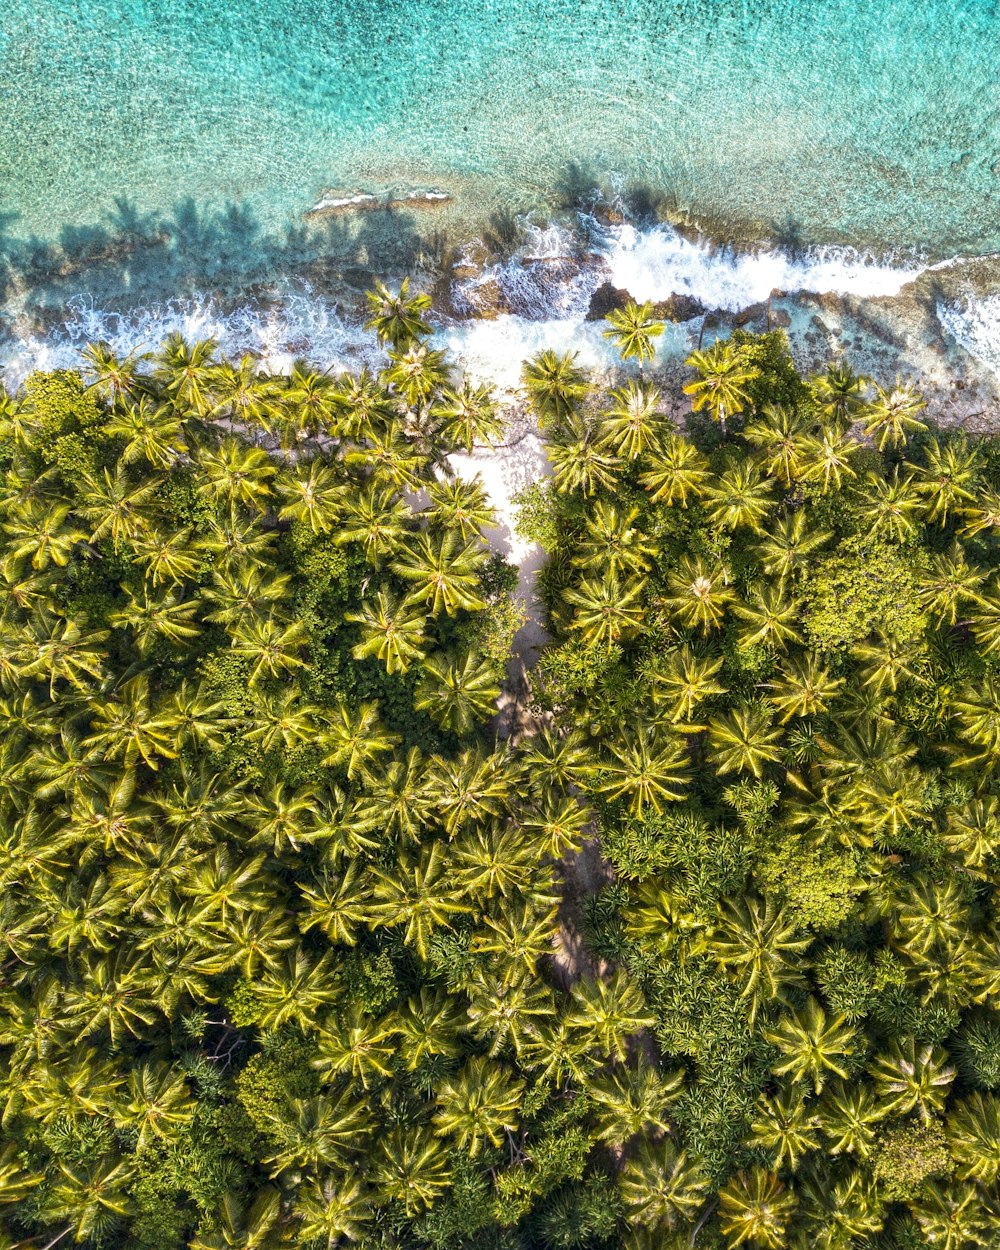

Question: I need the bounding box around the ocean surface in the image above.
[3,0,1000,391]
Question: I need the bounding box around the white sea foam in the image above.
[599,223,927,310]
[0,292,383,389]
[937,293,1000,374]
[0,220,938,395]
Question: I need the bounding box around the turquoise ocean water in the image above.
[4,0,1000,391]
[3,0,1000,255]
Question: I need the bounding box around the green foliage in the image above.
[873,1118,951,1200]
[4,324,1000,1250]
[803,534,928,650]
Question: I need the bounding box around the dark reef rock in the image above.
[586,281,633,321]
[653,293,706,323]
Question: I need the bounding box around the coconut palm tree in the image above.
[435,381,504,452]
[808,361,869,426]
[683,340,760,433]
[749,1085,821,1169]
[718,1169,796,1250]
[862,377,927,450]
[869,1040,954,1122]
[563,570,647,648]
[765,998,856,1093]
[702,461,775,534]
[744,403,813,484]
[662,555,736,633]
[639,430,711,505]
[598,380,666,458]
[432,1056,524,1156]
[391,529,487,615]
[596,723,690,816]
[365,277,432,347]
[709,702,784,778]
[705,895,809,1021]
[620,1137,709,1235]
[857,468,923,542]
[522,349,589,425]
[151,332,219,416]
[415,649,500,735]
[603,300,665,367]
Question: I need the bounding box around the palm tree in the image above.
[522,349,589,425]
[703,461,774,533]
[946,1091,1000,1183]
[209,354,275,430]
[749,1085,820,1169]
[768,651,842,721]
[346,588,428,674]
[567,970,654,1060]
[718,1169,796,1250]
[596,722,690,816]
[391,529,487,616]
[320,701,398,780]
[744,404,813,484]
[862,377,927,450]
[385,341,451,412]
[296,1176,371,1248]
[372,1127,451,1215]
[587,1052,681,1145]
[916,541,987,624]
[857,468,924,542]
[705,895,809,1022]
[662,555,736,633]
[563,570,647,648]
[79,465,161,544]
[433,1055,524,1156]
[683,339,760,433]
[415,649,500,734]
[335,482,410,566]
[910,434,981,525]
[435,381,504,451]
[426,476,496,540]
[619,1138,709,1233]
[734,583,802,650]
[764,998,856,1093]
[652,644,727,726]
[818,1078,881,1159]
[229,615,309,685]
[368,843,471,960]
[808,360,869,426]
[709,702,783,777]
[639,431,711,505]
[151,332,219,416]
[81,340,148,406]
[546,414,621,495]
[868,1039,954,1122]
[756,510,831,581]
[1,499,85,572]
[195,437,276,518]
[274,458,344,533]
[603,300,665,367]
[911,1182,991,1250]
[797,425,861,494]
[598,381,666,459]
[365,277,432,347]
[104,394,188,469]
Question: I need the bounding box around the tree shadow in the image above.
[0,193,445,335]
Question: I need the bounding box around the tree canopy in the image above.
[1,306,1000,1250]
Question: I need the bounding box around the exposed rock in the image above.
[586,281,632,321]
[732,301,769,327]
[653,293,706,323]
[772,308,792,328]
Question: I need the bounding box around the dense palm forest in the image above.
[1,285,1000,1250]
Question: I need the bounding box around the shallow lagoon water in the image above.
[4,1,1000,404]
[3,0,1000,254]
